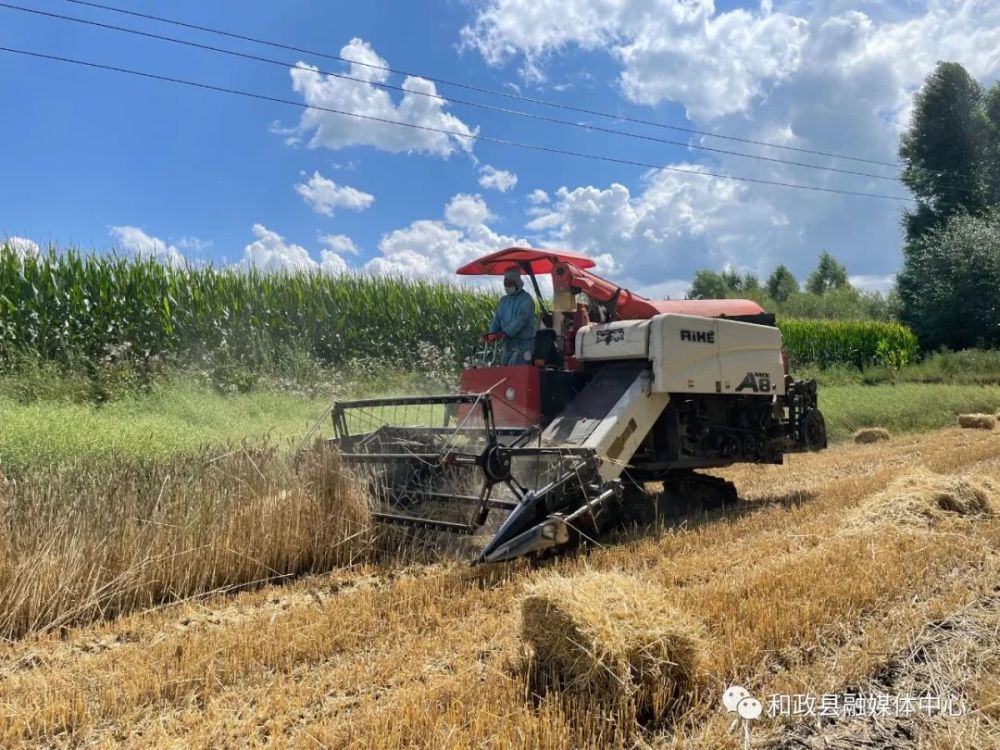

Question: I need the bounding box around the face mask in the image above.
[504,284,516,295]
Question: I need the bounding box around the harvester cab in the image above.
[330,247,827,563]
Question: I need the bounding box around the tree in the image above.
[766,265,798,302]
[736,273,761,294]
[896,210,1000,349]
[983,81,1000,206]
[721,269,761,294]
[805,251,849,295]
[720,268,741,292]
[688,270,729,299]
[897,65,1000,346]
[689,269,761,299]
[899,62,989,245]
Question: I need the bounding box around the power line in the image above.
[56,0,904,170]
[0,45,915,202]
[0,1,909,185]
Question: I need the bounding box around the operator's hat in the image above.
[503,266,523,288]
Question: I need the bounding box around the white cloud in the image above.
[368,221,471,278]
[330,159,359,171]
[462,0,1000,122]
[365,193,527,281]
[240,224,316,274]
[336,36,391,84]
[634,278,693,301]
[464,0,1000,288]
[687,0,1000,283]
[287,38,479,157]
[527,189,550,205]
[794,2,1000,139]
[231,211,521,282]
[3,236,39,258]
[110,226,186,266]
[319,249,349,275]
[616,11,806,119]
[320,233,360,256]
[295,171,374,216]
[444,193,493,229]
[524,212,562,231]
[524,166,786,284]
[175,236,213,254]
[235,225,354,275]
[478,164,519,192]
[462,0,808,119]
[850,274,896,294]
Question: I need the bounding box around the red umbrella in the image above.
[456,247,596,275]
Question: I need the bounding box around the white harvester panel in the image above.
[647,314,785,396]
[715,316,785,396]
[574,314,786,397]
[648,315,721,393]
[575,319,649,360]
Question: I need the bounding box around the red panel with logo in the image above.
[459,366,541,429]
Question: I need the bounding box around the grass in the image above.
[820,383,1000,442]
[0,427,996,747]
[2,378,997,471]
[799,348,1000,386]
[0,368,456,472]
[0,379,328,471]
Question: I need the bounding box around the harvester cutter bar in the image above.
[397,489,519,511]
[339,451,481,464]
[372,512,477,535]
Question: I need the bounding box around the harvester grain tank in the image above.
[330,248,827,562]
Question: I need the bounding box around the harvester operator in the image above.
[483,266,537,365]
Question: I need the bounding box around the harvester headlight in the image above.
[541,522,557,540]
[505,387,516,400]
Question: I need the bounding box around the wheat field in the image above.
[1,427,998,748]
[0,442,371,640]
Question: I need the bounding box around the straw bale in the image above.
[846,469,996,530]
[853,427,891,444]
[958,414,995,430]
[521,571,703,725]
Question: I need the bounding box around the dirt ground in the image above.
[1,427,998,749]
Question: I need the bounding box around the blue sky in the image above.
[3,0,999,297]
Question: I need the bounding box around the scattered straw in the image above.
[521,570,703,727]
[958,414,995,430]
[845,469,996,530]
[853,427,891,444]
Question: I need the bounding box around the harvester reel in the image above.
[330,394,607,558]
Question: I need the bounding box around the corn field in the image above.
[1,247,918,374]
[0,247,494,371]
[779,319,920,369]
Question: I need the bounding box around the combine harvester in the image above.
[330,248,827,563]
